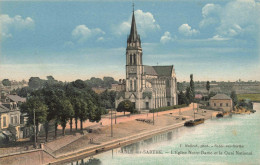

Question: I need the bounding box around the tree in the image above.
[208,91,217,99]
[16,87,33,97]
[28,77,44,89]
[20,97,48,142]
[103,77,116,88]
[230,91,238,108]
[100,90,117,109]
[46,76,58,86]
[117,100,135,115]
[59,99,74,136]
[78,99,89,130]
[2,79,11,86]
[178,91,189,105]
[206,81,210,95]
[41,87,62,141]
[189,74,195,102]
[185,87,192,104]
[177,82,184,92]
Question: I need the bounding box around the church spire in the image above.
[128,4,140,44]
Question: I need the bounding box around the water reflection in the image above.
[67,104,260,165]
[70,158,101,165]
[68,126,194,165]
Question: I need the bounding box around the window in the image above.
[214,103,216,107]
[130,55,132,65]
[146,102,149,109]
[220,103,223,107]
[3,117,6,127]
[130,80,133,91]
[166,79,170,87]
[134,80,137,91]
[15,116,18,124]
[11,117,14,124]
[167,102,170,106]
[226,103,229,107]
[132,102,136,109]
[133,54,136,65]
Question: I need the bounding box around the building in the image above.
[115,9,178,112]
[0,94,28,141]
[209,94,233,111]
[111,79,126,92]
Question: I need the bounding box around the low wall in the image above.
[0,149,55,165]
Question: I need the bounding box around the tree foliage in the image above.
[189,74,195,101]
[20,97,48,141]
[206,81,210,94]
[18,77,115,140]
[230,91,238,106]
[85,77,118,88]
[2,79,11,86]
[178,91,189,105]
[117,100,135,115]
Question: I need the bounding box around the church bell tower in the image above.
[125,7,143,93]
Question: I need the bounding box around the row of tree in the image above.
[20,79,116,142]
[178,74,195,105]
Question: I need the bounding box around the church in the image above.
[115,9,178,112]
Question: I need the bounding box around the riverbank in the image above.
[48,107,217,165]
[0,105,217,165]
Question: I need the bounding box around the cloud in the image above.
[72,25,105,42]
[160,31,176,44]
[210,35,230,41]
[96,37,104,42]
[115,9,160,37]
[199,0,260,38]
[199,4,221,28]
[178,24,199,36]
[0,14,34,39]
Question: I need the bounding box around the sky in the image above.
[0,0,259,82]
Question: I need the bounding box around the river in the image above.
[68,103,260,165]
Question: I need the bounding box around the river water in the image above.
[68,103,260,165]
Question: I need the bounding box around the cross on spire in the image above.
[132,2,135,12]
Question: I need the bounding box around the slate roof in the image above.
[0,104,9,113]
[143,66,158,76]
[210,94,232,100]
[153,65,173,77]
[7,95,26,103]
[143,65,174,77]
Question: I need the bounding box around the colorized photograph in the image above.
[0,0,260,164]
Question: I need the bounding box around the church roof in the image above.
[143,66,158,76]
[143,65,174,77]
[210,94,232,100]
[153,65,173,77]
[127,10,140,43]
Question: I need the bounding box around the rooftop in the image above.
[210,94,232,100]
[0,104,9,113]
[7,95,26,103]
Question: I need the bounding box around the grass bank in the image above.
[237,94,260,102]
[149,104,187,113]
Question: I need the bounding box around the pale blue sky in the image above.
[0,0,259,82]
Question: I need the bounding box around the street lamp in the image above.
[33,109,37,149]
[111,109,113,137]
[153,108,154,125]
[115,109,117,124]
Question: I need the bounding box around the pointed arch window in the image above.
[130,80,133,91]
[130,54,132,65]
[134,54,136,65]
[134,79,137,91]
